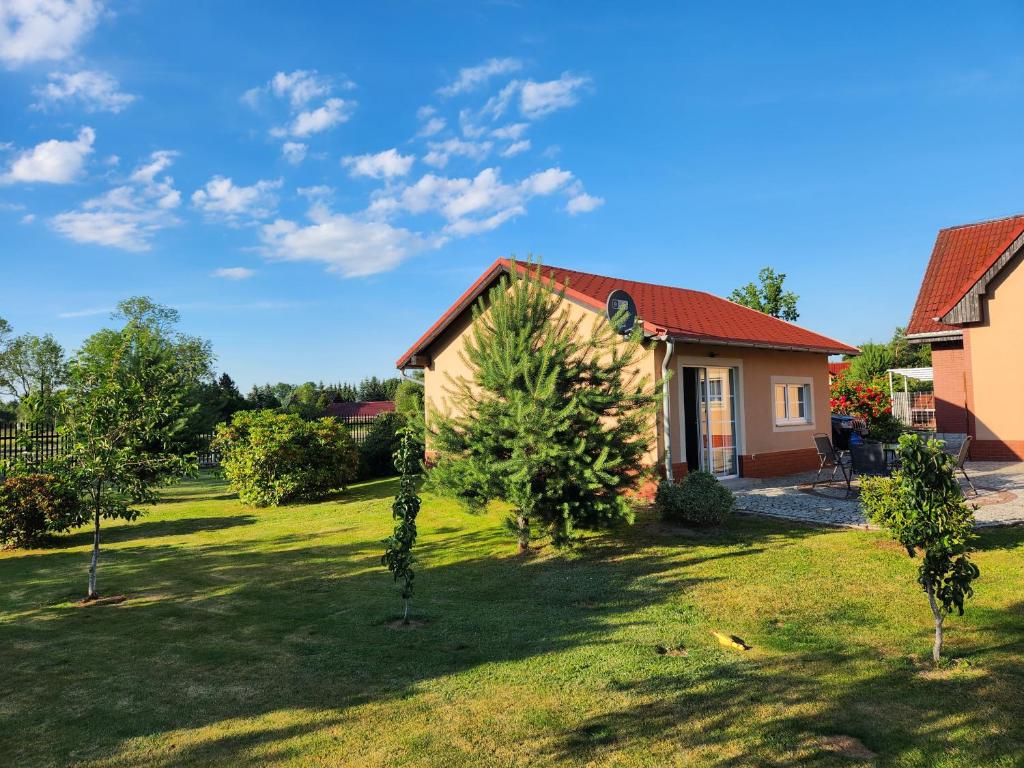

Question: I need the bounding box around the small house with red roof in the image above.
[907,214,1024,460]
[397,259,857,480]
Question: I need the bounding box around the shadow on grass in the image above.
[0,514,757,766]
[550,632,1024,767]
[51,515,259,549]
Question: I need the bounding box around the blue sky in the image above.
[2,2,1024,389]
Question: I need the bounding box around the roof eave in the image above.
[664,333,857,356]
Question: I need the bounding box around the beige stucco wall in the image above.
[419,287,830,475]
[967,252,1024,442]
[422,287,660,463]
[653,342,831,464]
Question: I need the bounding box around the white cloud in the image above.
[519,73,590,118]
[212,266,255,280]
[1,126,94,184]
[270,69,330,108]
[50,149,182,251]
[491,122,528,140]
[373,166,573,236]
[297,184,333,200]
[500,139,530,157]
[286,97,354,137]
[57,306,111,318]
[260,202,426,278]
[423,138,492,168]
[415,105,446,137]
[0,0,101,66]
[20,213,35,223]
[281,141,307,164]
[481,80,520,120]
[438,57,521,97]
[192,176,282,222]
[566,192,604,214]
[343,148,414,179]
[33,69,134,112]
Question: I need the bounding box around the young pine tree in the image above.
[429,260,659,553]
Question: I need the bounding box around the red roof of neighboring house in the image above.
[907,214,1024,337]
[828,361,851,377]
[397,259,857,368]
[325,401,395,418]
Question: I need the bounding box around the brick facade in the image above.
[931,339,971,434]
[971,440,1024,461]
[738,447,821,478]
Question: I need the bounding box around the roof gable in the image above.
[907,214,1024,337]
[397,259,857,368]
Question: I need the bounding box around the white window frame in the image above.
[771,376,815,431]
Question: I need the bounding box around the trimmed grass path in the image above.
[1,474,1022,767]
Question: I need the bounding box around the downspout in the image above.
[660,337,675,481]
[399,369,425,386]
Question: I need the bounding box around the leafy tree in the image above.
[729,266,800,321]
[59,298,213,600]
[890,326,931,369]
[429,260,659,552]
[382,425,422,623]
[395,373,425,434]
[849,341,894,383]
[284,381,333,419]
[861,434,980,663]
[0,332,67,425]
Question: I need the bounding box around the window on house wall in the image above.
[774,381,812,426]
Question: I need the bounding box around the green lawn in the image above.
[1,474,1022,767]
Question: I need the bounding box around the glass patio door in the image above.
[697,366,738,477]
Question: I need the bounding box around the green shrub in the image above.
[212,410,359,506]
[656,471,734,525]
[358,412,404,480]
[860,433,979,663]
[0,473,86,548]
[867,410,906,444]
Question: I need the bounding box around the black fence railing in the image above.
[336,414,380,444]
[2,413,387,473]
[0,422,67,467]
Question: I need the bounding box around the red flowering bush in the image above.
[830,374,892,421]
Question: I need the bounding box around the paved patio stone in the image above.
[726,462,1024,529]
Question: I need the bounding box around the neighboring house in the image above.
[397,259,857,480]
[325,401,395,418]
[907,214,1024,460]
[828,361,851,382]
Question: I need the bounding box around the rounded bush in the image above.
[655,471,734,525]
[212,410,359,507]
[0,474,86,549]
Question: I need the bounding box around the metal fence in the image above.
[2,413,387,472]
[0,422,67,467]
[336,414,381,444]
[892,391,936,431]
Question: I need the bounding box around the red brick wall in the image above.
[932,340,971,434]
[971,440,1024,461]
[739,447,820,478]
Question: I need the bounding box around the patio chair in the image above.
[847,443,890,498]
[953,435,977,496]
[812,433,851,491]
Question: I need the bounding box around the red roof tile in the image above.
[907,214,1024,337]
[397,259,857,368]
[325,401,395,418]
[828,361,851,377]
